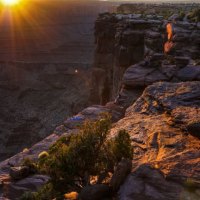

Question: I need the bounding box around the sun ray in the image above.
[1,0,21,6]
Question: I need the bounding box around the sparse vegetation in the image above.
[187,8,200,22]
[21,113,133,200]
[115,3,200,20]
[21,158,38,174]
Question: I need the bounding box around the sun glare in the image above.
[1,0,20,6]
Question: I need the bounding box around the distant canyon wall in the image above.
[0,1,120,161]
[92,12,200,106]
[92,13,164,105]
[0,61,91,161]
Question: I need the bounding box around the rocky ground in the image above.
[112,81,200,200]
[0,2,200,200]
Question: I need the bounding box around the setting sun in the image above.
[1,0,20,6]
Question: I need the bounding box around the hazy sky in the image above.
[111,0,200,2]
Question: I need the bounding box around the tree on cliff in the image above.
[21,113,133,200]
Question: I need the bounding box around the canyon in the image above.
[0,2,200,200]
[0,0,119,161]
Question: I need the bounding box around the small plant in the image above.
[21,157,38,174]
[187,8,200,22]
[184,178,197,192]
[112,130,132,162]
[38,151,49,159]
[20,191,35,200]
[179,10,185,21]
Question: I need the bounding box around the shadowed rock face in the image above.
[92,11,200,106]
[0,63,91,161]
[110,81,200,200]
[0,3,200,199]
[0,0,119,161]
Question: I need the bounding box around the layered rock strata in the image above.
[0,8,200,200]
[92,12,200,105]
[111,81,200,200]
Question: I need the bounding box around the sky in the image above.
[125,0,199,1]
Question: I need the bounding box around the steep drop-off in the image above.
[0,5,200,200]
[0,0,119,161]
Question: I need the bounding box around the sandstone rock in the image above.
[7,175,50,200]
[168,14,181,22]
[177,65,200,81]
[105,102,125,122]
[118,164,183,200]
[123,63,169,87]
[197,22,200,29]
[64,115,85,129]
[186,121,200,139]
[149,53,165,62]
[0,62,91,161]
[0,133,59,173]
[175,56,190,68]
[79,184,111,200]
[115,87,143,108]
[110,159,132,192]
[10,167,30,180]
[80,105,110,120]
[93,13,164,102]
[110,82,200,200]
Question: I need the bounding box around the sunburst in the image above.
[1,0,21,6]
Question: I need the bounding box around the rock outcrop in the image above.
[110,81,200,200]
[0,63,91,161]
[0,0,120,161]
[0,4,200,200]
[0,103,124,199]
[92,11,200,106]
[92,13,164,104]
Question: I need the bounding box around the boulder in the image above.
[168,14,181,21]
[79,184,111,200]
[10,167,30,180]
[110,159,132,192]
[176,66,200,81]
[80,105,110,120]
[175,56,190,68]
[123,63,169,87]
[186,121,200,139]
[110,82,200,200]
[119,165,183,200]
[7,175,50,200]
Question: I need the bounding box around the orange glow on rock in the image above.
[166,23,173,41]
[164,41,174,54]
[164,23,175,54]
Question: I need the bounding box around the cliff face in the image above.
[0,0,120,161]
[0,62,91,161]
[92,12,200,106]
[92,13,164,105]
[0,8,200,200]
[111,81,200,200]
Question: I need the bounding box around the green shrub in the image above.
[20,183,59,200]
[29,113,132,199]
[21,157,38,174]
[179,10,185,21]
[188,8,200,22]
[20,191,36,200]
[38,113,112,187]
[184,178,197,192]
[112,129,132,162]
